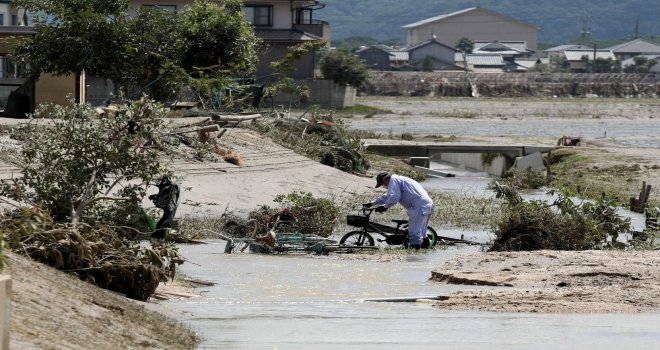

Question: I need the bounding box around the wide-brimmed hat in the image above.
[375,172,391,188]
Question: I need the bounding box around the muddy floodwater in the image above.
[164,162,653,349]
[165,239,660,350]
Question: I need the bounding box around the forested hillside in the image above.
[317,0,659,45]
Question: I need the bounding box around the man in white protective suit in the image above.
[365,172,434,249]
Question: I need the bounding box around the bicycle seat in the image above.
[391,219,408,225]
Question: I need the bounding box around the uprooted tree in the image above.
[0,98,183,300]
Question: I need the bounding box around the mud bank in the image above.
[430,250,660,313]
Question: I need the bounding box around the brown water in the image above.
[164,236,659,349]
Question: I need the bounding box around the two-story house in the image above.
[0,0,79,117]
[130,1,328,81]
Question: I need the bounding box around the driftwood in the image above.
[630,181,652,213]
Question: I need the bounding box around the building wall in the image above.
[406,8,537,50]
[409,43,456,66]
[35,73,77,106]
[355,48,391,71]
[256,41,315,80]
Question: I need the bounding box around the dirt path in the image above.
[428,250,660,313]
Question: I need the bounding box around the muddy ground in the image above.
[2,96,660,349]
[428,250,660,313]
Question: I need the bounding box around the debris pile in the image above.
[2,208,183,301]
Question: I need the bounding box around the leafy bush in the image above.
[1,97,172,225]
[490,184,631,251]
[320,50,369,88]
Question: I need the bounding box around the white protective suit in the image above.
[372,174,434,246]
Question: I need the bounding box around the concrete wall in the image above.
[270,79,356,108]
[437,153,509,176]
[35,73,77,106]
[406,8,537,50]
[0,274,10,350]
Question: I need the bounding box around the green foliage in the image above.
[490,184,631,251]
[585,57,621,73]
[623,56,657,73]
[175,0,258,76]
[320,50,369,88]
[12,0,259,102]
[455,37,474,53]
[272,191,341,237]
[1,97,172,224]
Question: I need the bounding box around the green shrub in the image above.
[490,184,631,251]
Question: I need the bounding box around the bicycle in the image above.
[340,205,438,248]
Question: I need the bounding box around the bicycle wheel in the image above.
[340,231,375,246]
[425,226,438,247]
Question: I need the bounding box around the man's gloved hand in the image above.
[374,206,388,213]
[362,203,373,208]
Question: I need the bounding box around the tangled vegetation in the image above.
[250,110,370,174]
[1,208,183,300]
[489,183,631,252]
[489,168,549,190]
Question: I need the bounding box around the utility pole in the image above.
[580,9,592,45]
[634,20,640,39]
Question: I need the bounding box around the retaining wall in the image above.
[363,71,658,98]
[0,274,10,350]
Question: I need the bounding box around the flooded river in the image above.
[163,101,659,348]
[165,239,660,350]
[163,162,654,349]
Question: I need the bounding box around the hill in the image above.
[317,0,659,45]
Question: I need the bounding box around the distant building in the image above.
[354,44,408,71]
[402,7,538,50]
[606,38,660,61]
[406,38,460,71]
[621,54,660,72]
[0,1,79,117]
[544,44,592,60]
[563,49,616,72]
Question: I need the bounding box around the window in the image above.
[294,9,312,25]
[142,5,177,12]
[0,14,4,26]
[243,6,272,26]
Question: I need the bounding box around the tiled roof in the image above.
[474,41,530,53]
[254,29,321,42]
[564,49,616,61]
[406,38,459,52]
[545,44,591,52]
[606,39,660,54]
[455,53,506,66]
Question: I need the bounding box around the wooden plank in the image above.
[364,295,450,302]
